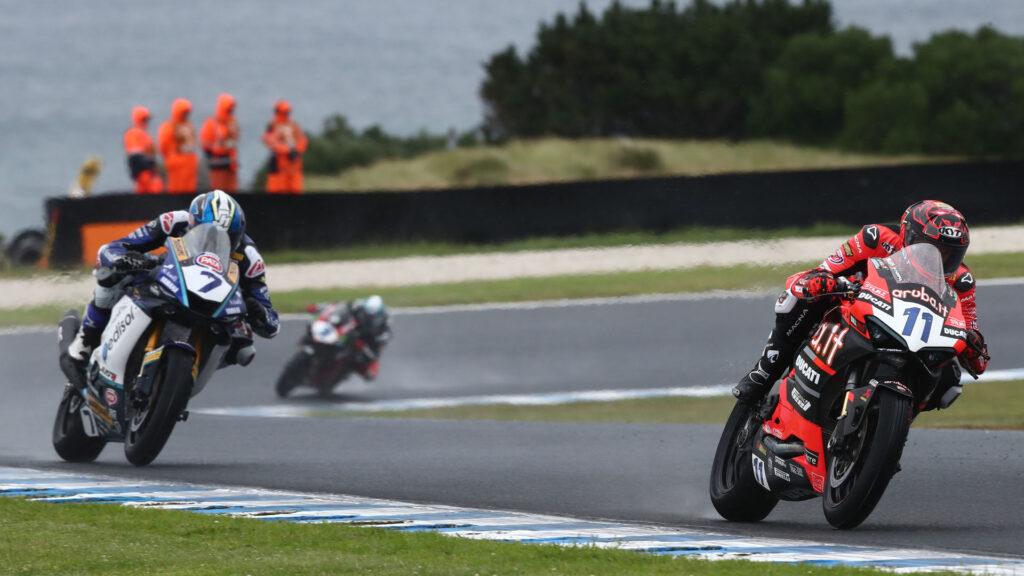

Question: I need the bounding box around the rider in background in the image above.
[733,200,990,411]
[63,190,280,367]
[307,296,392,380]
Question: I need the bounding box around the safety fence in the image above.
[44,160,1024,266]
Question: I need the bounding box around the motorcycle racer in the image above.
[63,190,280,369]
[733,200,990,410]
[308,295,392,381]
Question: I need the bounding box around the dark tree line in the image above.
[480,0,1024,156]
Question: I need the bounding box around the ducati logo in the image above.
[766,349,780,364]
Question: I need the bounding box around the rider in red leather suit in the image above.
[733,200,990,410]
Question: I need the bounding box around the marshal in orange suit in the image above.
[200,93,240,192]
[158,98,198,194]
[263,100,308,194]
[123,105,164,194]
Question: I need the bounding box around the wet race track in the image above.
[2,283,1023,557]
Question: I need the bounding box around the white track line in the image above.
[0,466,1020,574]
[195,367,1024,419]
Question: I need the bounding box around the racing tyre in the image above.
[52,386,106,462]
[823,387,911,529]
[275,351,311,398]
[124,347,193,466]
[710,402,779,522]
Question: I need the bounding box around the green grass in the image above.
[261,223,854,264]
[342,380,1024,431]
[3,251,1022,329]
[0,497,901,576]
[306,137,945,191]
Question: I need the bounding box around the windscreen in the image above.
[886,243,950,297]
[181,223,232,270]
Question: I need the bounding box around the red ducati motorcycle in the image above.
[710,244,976,528]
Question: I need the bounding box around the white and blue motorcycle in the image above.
[54,223,252,466]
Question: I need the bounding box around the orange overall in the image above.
[123,106,164,194]
[158,98,198,194]
[262,100,308,194]
[200,93,240,192]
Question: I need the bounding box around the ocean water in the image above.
[1,0,1021,236]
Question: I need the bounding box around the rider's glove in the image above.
[245,297,278,339]
[114,251,158,273]
[792,270,839,301]
[959,329,990,375]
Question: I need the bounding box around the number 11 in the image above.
[902,307,933,342]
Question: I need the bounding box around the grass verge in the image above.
[344,380,1024,431]
[261,223,853,264]
[306,137,945,191]
[0,497,896,575]
[3,251,1021,329]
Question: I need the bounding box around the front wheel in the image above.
[275,351,312,398]
[823,387,911,529]
[710,402,779,522]
[52,386,106,462]
[124,347,193,466]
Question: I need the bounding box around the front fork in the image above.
[827,360,913,457]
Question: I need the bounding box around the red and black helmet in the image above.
[899,200,970,275]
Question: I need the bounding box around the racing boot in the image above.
[59,324,99,390]
[733,332,795,405]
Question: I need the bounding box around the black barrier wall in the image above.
[45,161,1024,266]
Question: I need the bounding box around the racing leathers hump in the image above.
[97,211,280,338]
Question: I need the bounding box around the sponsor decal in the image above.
[942,326,967,339]
[245,258,265,279]
[881,242,896,254]
[938,225,963,239]
[827,250,845,266]
[809,471,825,493]
[884,380,913,396]
[159,275,179,294]
[86,395,115,427]
[804,449,818,467]
[766,349,780,364]
[227,261,240,284]
[160,212,175,234]
[751,455,770,490]
[946,315,966,329]
[773,456,786,468]
[772,466,791,482]
[99,365,117,383]
[809,323,848,366]
[196,252,223,273]
[224,306,242,315]
[104,388,118,407]
[788,462,805,477]
[171,238,189,261]
[861,281,889,299]
[794,355,821,386]
[843,242,854,257]
[857,291,893,312]
[103,307,136,356]
[891,287,950,318]
[790,383,813,410]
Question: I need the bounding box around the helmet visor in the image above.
[938,243,967,276]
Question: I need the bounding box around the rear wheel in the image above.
[275,351,312,398]
[52,386,106,462]
[124,347,193,466]
[710,402,779,522]
[823,387,911,529]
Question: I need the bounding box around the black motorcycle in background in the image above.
[275,297,391,398]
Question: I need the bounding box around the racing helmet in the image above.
[899,200,970,275]
[189,189,246,249]
[352,295,390,341]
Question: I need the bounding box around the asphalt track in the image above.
[1,283,1022,557]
